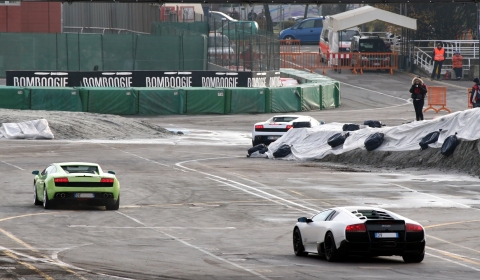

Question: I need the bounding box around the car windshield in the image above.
[270,116,299,122]
[339,30,359,41]
[359,39,387,52]
[61,165,99,174]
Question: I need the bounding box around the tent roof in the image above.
[324,6,417,31]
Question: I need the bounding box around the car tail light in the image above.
[286,125,293,130]
[406,223,423,232]
[255,125,264,130]
[54,177,69,183]
[346,223,366,232]
[101,178,114,183]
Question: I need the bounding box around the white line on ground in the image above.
[0,161,24,170]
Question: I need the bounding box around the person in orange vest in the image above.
[452,51,463,81]
[431,42,446,81]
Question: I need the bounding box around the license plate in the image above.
[75,193,94,198]
[375,232,398,238]
[268,136,280,140]
[373,63,380,66]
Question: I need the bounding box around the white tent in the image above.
[323,6,417,32]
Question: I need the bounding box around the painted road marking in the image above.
[116,211,272,280]
[0,161,24,170]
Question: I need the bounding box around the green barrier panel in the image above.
[270,87,301,113]
[185,88,225,114]
[78,88,89,112]
[333,81,341,107]
[29,87,82,112]
[265,88,272,113]
[298,84,320,111]
[103,34,135,70]
[321,83,337,110]
[136,88,186,115]
[0,86,30,110]
[224,88,232,114]
[226,88,266,114]
[135,35,180,70]
[87,88,138,115]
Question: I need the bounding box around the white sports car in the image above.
[251,115,322,146]
[293,206,425,263]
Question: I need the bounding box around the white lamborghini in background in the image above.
[293,206,425,263]
[251,115,322,146]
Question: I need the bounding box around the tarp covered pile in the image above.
[266,109,480,160]
[0,119,54,139]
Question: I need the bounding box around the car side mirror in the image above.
[32,170,39,175]
[298,217,308,223]
[108,171,116,175]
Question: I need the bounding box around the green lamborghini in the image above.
[32,162,120,210]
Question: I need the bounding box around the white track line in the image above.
[115,211,272,280]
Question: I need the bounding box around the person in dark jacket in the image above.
[471,78,480,108]
[409,77,428,121]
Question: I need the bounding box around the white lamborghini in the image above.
[293,206,425,263]
[251,114,322,146]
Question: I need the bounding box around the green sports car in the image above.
[32,162,120,210]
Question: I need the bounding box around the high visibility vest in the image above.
[434,48,445,61]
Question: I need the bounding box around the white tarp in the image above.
[0,119,54,139]
[323,6,417,32]
[266,109,480,160]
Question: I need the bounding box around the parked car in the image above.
[319,27,361,61]
[208,11,258,40]
[350,35,391,68]
[279,17,324,44]
[208,33,235,66]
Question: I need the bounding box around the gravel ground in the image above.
[0,109,173,140]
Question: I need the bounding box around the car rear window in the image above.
[61,165,99,174]
[271,116,299,122]
[352,209,395,220]
[359,39,388,52]
[339,30,360,41]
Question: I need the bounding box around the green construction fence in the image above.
[79,87,139,115]
[224,88,266,114]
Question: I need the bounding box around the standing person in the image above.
[431,42,446,81]
[230,8,240,20]
[247,9,257,21]
[452,51,463,81]
[470,78,480,108]
[257,9,266,30]
[409,77,428,121]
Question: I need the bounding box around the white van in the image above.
[319,27,361,62]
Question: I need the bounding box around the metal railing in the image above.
[63,26,149,34]
[411,39,478,77]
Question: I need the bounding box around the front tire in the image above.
[402,252,425,263]
[43,186,52,209]
[324,232,342,262]
[293,228,308,256]
[106,195,120,210]
[33,184,42,205]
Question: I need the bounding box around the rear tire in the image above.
[293,228,308,256]
[402,252,425,263]
[106,195,120,210]
[43,186,52,209]
[33,184,42,205]
[324,232,342,262]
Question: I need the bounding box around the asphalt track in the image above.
[1,69,480,279]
